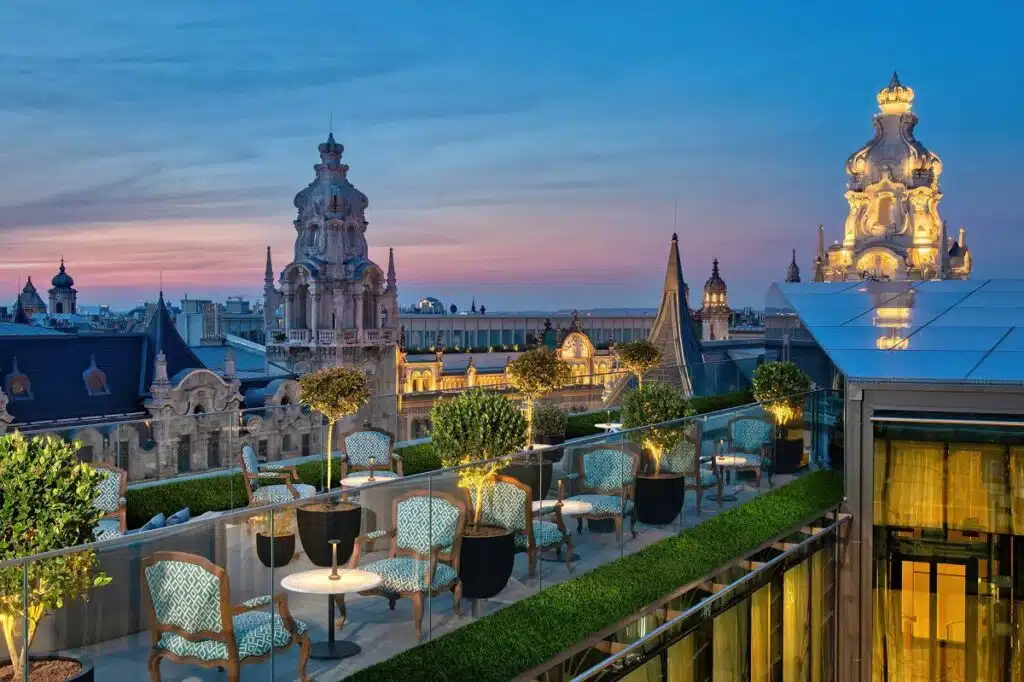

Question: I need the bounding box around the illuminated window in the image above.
[5,358,32,400]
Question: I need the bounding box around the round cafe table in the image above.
[339,472,398,488]
[280,568,381,660]
[594,423,623,433]
[707,455,748,502]
[532,499,593,562]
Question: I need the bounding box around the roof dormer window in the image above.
[82,355,110,396]
[5,357,32,401]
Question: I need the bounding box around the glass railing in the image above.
[0,389,841,681]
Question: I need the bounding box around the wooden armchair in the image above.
[91,463,128,541]
[470,475,573,578]
[720,415,775,488]
[238,445,316,506]
[339,427,402,481]
[346,490,465,639]
[564,443,641,541]
[660,423,715,514]
[141,551,310,682]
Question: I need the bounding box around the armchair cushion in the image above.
[92,518,124,541]
[567,494,634,516]
[165,507,191,526]
[361,557,458,593]
[582,449,635,492]
[515,520,567,550]
[155,610,308,661]
[93,469,123,514]
[251,484,316,506]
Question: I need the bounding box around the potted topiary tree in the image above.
[0,432,111,681]
[296,367,371,567]
[506,347,571,499]
[621,381,693,525]
[431,388,526,600]
[614,339,662,388]
[752,361,812,474]
[532,402,568,466]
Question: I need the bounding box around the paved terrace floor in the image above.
[65,468,802,682]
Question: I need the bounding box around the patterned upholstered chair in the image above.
[470,475,573,578]
[91,463,128,541]
[340,427,402,482]
[565,444,640,540]
[661,425,715,515]
[141,551,310,682]
[719,415,775,488]
[346,491,466,639]
[238,445,316,507]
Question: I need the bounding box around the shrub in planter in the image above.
[506,347,571,445]
[621,382,694,525]
[532,402,567,443]
[431,388,526,598]
[752,361,813,473]
[614,339,662,388]
[297,367,370,567]
[0,433,111,680]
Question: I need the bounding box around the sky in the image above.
[1,1,1022,312]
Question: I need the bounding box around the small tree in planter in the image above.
[752,361,812,427]
[752,361,812,474]
[621,381,693,475]
[532,402,568,443]
[506,347,571,445]
[621,382,693,525]
[0,433,111,680]
[298,366,371,493]
[431,388,527,530]
[297,367,370,568]
[614,339,662,388]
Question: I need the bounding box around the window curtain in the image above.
[880,440,944,529]
[871,580,904,682]
[784,561,811,682]
[620,659,662,682]
[713,601,748,682]
[667,634,695,682]
[1011,448,1024,536]
[947,443,1006,533]
[810,551,825,682]
[620,615,661,682]
[750,585,771,682]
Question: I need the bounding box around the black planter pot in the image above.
[634,473,684,525]
[535,434,565,446]
[505,460,553,501]
[256,533,295,568]
[773,437,805,474]
[297,504,361,567]
[0,654,94,681]
[458,526,516,599]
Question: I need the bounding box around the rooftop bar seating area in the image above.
[0,383,843,682]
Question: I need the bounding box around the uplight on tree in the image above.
[621,382,692,475]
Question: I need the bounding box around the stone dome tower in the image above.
[48,258,77,314]
[700,258,730,341]
[816,72,971,281]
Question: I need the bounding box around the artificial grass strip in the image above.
[345,469,843,682]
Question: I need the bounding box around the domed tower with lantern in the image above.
[700,258,730,341]
[264,133,400,432]
[47,258,77,315]
[814,72,972,281]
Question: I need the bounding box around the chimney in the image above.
[224,348,236,379]
[958,227,966,248]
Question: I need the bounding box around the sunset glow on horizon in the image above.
[2,1,1022,311]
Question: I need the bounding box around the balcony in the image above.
[269,328,397,347]
[1,390,843,681]
[286,328,310,343]
[316,329,336,345]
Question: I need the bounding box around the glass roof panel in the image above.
[966,352,1024,382]
[825,349,986,381]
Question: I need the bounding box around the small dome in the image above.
[51,259,74,288]
[704,258,727,295]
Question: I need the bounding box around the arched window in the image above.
[83,355,110,396]
[55,302,64,314]
[877,195,894,227]
[6,357,32,401]
[193,405,205,415]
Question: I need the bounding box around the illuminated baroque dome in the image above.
[812,72,971,282]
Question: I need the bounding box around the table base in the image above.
[311,640,361,660]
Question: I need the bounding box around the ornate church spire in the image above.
[785,249,801,283]
[877,71,914,115]
[386,247,397,293]
[264,246,274,286]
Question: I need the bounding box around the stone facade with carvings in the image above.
[813,73,972,282]
[264,134,400,434]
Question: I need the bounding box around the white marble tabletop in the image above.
[712,455,749,468]
[532,499,594,516]
[594,423,623,432]
[280,568,381,595]
[339,472,398,488]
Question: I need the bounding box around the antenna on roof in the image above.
[329,111,333,135]
[673,199,678,233]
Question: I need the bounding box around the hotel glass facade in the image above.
[871,418,1024,682]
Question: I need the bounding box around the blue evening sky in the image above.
[0,1,1021,311]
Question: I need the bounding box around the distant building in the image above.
[175,296,266,345]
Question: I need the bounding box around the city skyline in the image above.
[2,1,1022,311]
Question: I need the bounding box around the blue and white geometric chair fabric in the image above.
[566,447,636,516]
[343,429,393,468]
[470,479,528,535]
[662,439,716,488]
[142,553,310,676]
[239,445,315,506]
[727,417,774,467]
[91,464,127,540]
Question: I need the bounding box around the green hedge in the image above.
[346,469,842,682]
